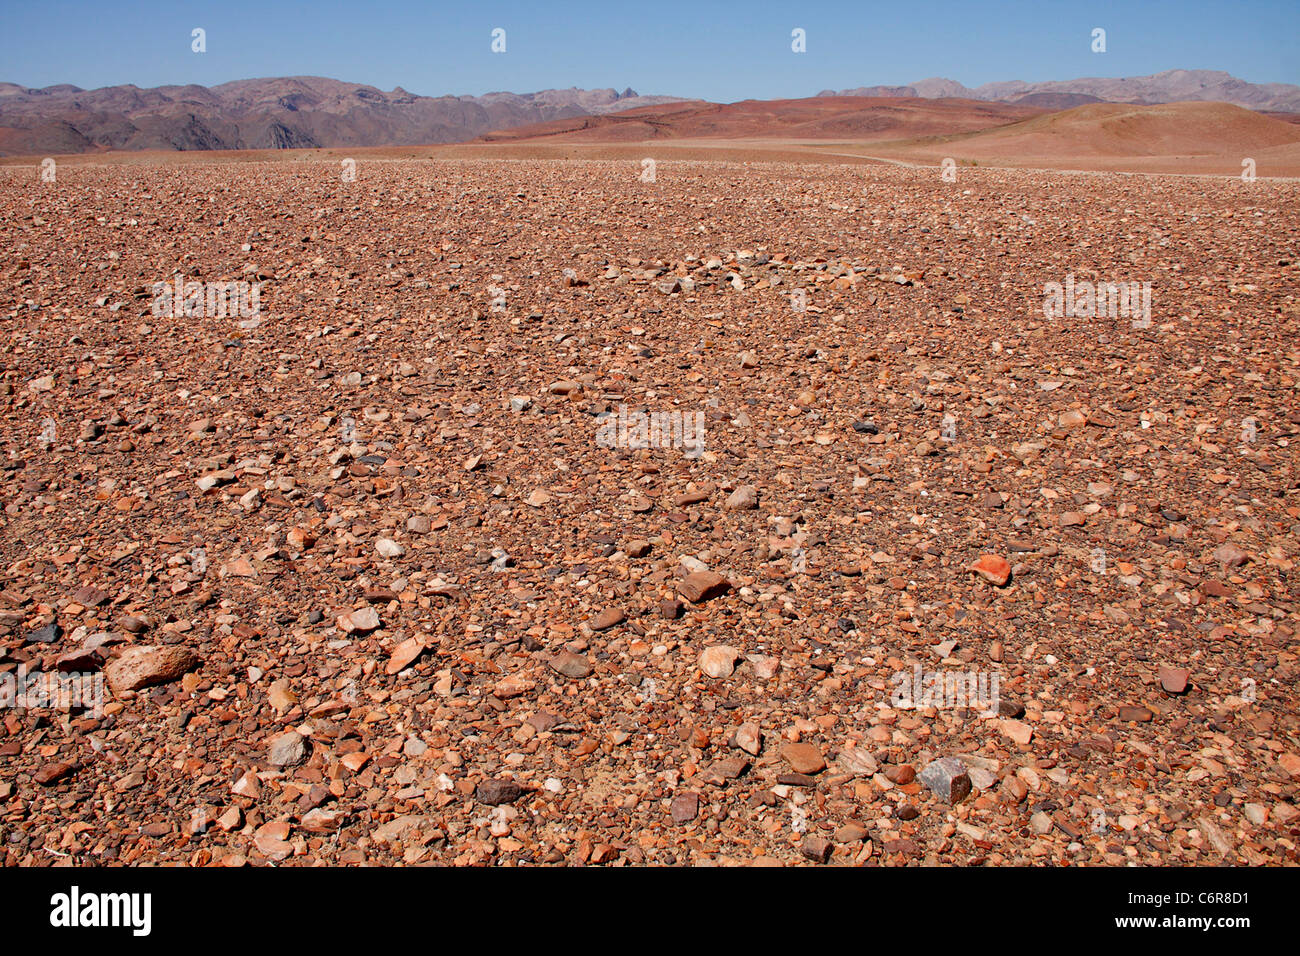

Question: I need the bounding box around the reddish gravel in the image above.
[1,158,1297,866]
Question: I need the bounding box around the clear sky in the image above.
[1,0,1296,100]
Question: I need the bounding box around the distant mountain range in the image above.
[2,69,1297,156]
[0,76,684,155]
[818,69,1300,112]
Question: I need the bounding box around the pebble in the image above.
[1117,705,1154,722]
[967,554,1012,587]
[337,606,381,634]
[253,821,294,862]
[699,645,740,679]
[781,743,826,775]
[375,538,405,558]
[267,730,308,768]
[724,485,759,510]
[1213,543,1249,568]
[301,808,345,833]
[1158,665,1190,695]
[476,779,523,806]
[835,822,868,843]
[670,792,700,824]
[967,767,997,791]
[885,764,916,784]
[801,835,833,863]
[836,746,878,776]
[1001,719,1034,746]
[549,651,592,679]
[591,607,625,630]
[918,757,972,804]
[734,722,763,756]
[678,571,731,604]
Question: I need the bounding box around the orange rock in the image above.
[286,527,317,550]
[253,820,293,861]
[781,742,826,774]
[340,752,370,772]
[385,636,425,675]
[106,645,201,693]
[967,554,1011,587]
[221,557,257,578]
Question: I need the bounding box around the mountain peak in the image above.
[820,70,1299,111]
[0,78,688,155]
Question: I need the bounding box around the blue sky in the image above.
[1,0,1296,100]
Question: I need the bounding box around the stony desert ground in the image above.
[1,157,1297,867]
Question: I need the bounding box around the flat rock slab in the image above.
[33,761,78,786]
[549,651,592,679]
[670,792,700,824]
[781,743,827,775]
[836,746,878,776]
[700,757,750,785]
[386,637,426,675]
[25,623,61,644]
[1158,665,1190,694]
[105,645,200,693]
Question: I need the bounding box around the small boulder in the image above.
[105,645,200,693]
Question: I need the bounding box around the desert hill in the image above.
[480,97,1043,143]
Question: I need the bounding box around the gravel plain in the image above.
[1,158,1297,866]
